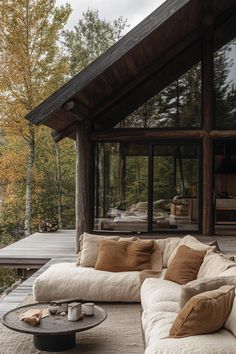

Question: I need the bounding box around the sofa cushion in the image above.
[169,285,235,338]
[155,238,181,267]
[180,275,236,308]
[164,245,206,285]
[197,250,236,279]
[78,233,120,267]
[225,295,236,337]
[95,239,155,272]
[167,235,215,267]
[145,329,236,354]
[141,277,181,311]
[33,263,140,302]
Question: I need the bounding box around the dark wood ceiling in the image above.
[26,0,236,141]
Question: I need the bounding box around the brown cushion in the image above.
[95,239,155,272]
[77,233,138,267]
[169,285,235,338]
[164,245,206,285]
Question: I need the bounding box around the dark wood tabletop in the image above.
[1,302,107,336]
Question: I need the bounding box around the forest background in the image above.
[0,0,127,293]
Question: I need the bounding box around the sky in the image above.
[56,0,166,30]
[56,0,236,84]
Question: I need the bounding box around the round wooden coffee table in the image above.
[1,302,107,352]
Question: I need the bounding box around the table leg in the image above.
[33,333,76,352]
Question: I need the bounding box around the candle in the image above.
[83,303,94,316]
[68,302,82,321]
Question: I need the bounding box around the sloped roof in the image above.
[26,0,236,140]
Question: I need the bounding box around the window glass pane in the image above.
[152,144,198,231]
[94,143,148,232]
[215,38,236,128]
[115,63,201,128]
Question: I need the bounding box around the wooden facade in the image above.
[26,0,236,250]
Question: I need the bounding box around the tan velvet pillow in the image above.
[78,233,138,267]
[167,235,215,267]
[180,275,236,308]
[95,239,155,272]
[164,245,206,285]
[78,233,119,267]
[170,285,235,338]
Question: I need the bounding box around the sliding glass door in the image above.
[152,144,199,231]
[94,142,200,233]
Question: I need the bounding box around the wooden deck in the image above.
[0,257,76,318]
[0,230,76,269]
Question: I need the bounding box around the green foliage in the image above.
[63,9,128,76]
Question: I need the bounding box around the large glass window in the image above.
[94,143,148,232]
[115,63,201,129]
[94,142,199,233]
[214,38,236,128]
[152,144,199,231]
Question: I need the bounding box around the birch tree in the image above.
[0,0,71,236]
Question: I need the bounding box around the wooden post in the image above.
[202,0,214,235]
[75,121,93,252]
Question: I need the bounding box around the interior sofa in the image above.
[33,234,236,354]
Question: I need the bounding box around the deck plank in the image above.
[0,257,76,318]
[0,230,76,268]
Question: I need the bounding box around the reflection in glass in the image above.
[215,38,236,128]
[94,143,199,233]
[152,145,199,231]
[115,63,201,128]
[94,143,148,232]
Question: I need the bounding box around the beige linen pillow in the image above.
[197,250,236,279]
[164,245,206,285]
[180,275,236,308]
[155,238,181,267]
[95,239,155,272]
[167,235,215,267]
[170,285,235,338]
[78,233,119,267]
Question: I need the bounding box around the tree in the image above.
[0,0,71,236]
[63,9,128,76]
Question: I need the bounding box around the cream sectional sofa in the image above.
[33,235,236,354]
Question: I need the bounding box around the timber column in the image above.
[75,121,93,252]
[202,0,214,235]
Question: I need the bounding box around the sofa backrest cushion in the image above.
[167,235,215,267]
[197,250,236,279]
[78,233,139,267]
[164,245,206,285]
[95,239,155,272]
[170,285,235,338]
[155,238,181,267]
[180,275,236,308]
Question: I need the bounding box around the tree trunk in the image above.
[53,141,62,229]
[24,124,35,237]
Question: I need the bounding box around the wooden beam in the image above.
[91,129,205,142]
[52,122,77,143]
[210,131,236,139]
[75,122,93,252]
[202,0,214,236]
[62,99,88,122]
